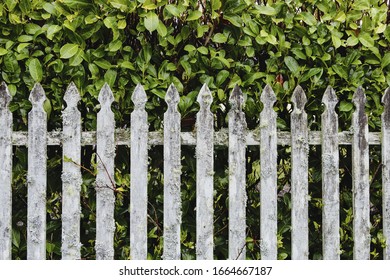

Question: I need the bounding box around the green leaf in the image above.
[332,65,348,80]
[144,12,159,33]
[20,0,31,14]
[47,25,61,40]
[25,23,41,35]
[300,68,322,82]
[103,16,116,29]
[382,53,390,69]
[359,33,375,48]
[339,100,353,112]
[284,56,300,74]
[109,0,130,12]
[165,4,180,17]
[43,99,52,118]
[120,61,135,70]
[212,33,227,43]
[60,43,79,59]
[69,49,84,66]
[266,34,278,45]
[118,19,127,29]
[347,36,359,46]
[108,39,122,52]
[16,43,30,53]
[104,69,117,87]
[95,59,112,69]
[353,0,370,10]
[223,15,242,27]
[332,34,342,49]
[197,46,208,55]
[299,12,317,26]
[187,10,202,21]
[157,21,167,37]
[12,230,20,248]
[0,47,8,56]
[216,70,229,86]
[17,35,33,42]
[246,47,255,57]
[46,242,55,254]
[257,6,277,16]
[29,58,43,82]
[184,44,196,53]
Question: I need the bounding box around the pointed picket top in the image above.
[382,87,390,105]
[131,84,147,109]
[64,82,80,108]
[291,85,307,112]
[229,85,244,110]
[197,84,213,109]
[0,82,12,108]
[352,86,366,108]
[382,88,390,118]
[165,83,180,108]
[29,83,46,106]
[261,84,276,108]
[322,86,338,111]
[98,83,114,107]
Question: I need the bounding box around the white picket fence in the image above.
[0,81,390,260]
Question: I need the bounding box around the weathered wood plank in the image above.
[130,84,149,260]
[0,82,12,260]
[95,83,116,260]
[382,87,390,260]
[259,85,278,260]
[196,84,214,260]
[61,82,82,260]
[352,87,370,260]
[10,129,382,146]
[291,85,309,260]
[27,83,47,260]
[321,86,340,259]
[163,84,182,260]
[228,85,247,260]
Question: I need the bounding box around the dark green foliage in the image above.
[1,0,389,259]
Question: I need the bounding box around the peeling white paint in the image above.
[228,85,247,260]
[0,82,12,260]
[196,84,214,260]
[62,82,82,260]
[352,87,370,260]
[130,84,148,260]
[163,84,181,260]
[95,83,116,260]
[259,85,277,260]
[291,85,309,260]
[321,86,340,260]
[27,83,47,260]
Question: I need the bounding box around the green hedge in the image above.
[1,0,389,259]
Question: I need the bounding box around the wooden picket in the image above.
[321,86,340,260]
[95,83,116,260]
[27,83,47,260]
[61,82,82,260]
[352,87,370,260]
[130,84,149,260]
[0,82,12,260]
[196,84,214,260]
[259,85,278,260]
[1,81,390,260]
[290,86,309,260]
[163,84,182,260]
[228,86,247,260]
[382,87,390,260]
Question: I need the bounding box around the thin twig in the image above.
[96,152,117,191]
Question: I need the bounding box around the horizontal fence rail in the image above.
[0,81,390,260]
